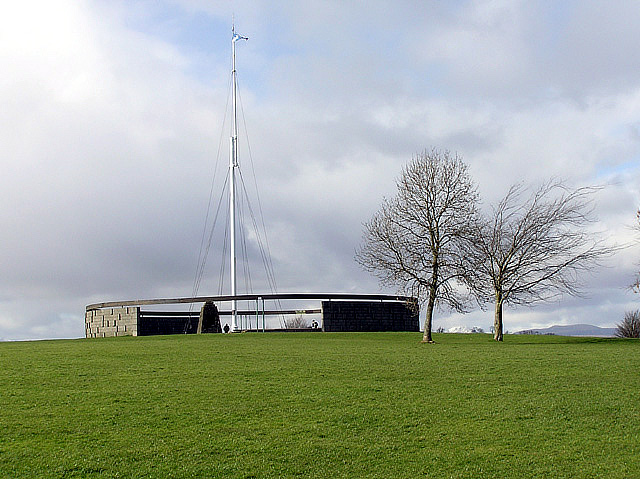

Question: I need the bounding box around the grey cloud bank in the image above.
[1,0,639,340]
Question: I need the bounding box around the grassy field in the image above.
[0,332,638,478]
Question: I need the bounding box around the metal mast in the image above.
[230,25,247,331]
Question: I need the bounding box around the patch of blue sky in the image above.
[595,157,640,179]
[236,18,308,98]
[120,1,229,82]
[539,0,574,44]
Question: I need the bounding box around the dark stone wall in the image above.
[138,316,199,336]
[321,301,419,332]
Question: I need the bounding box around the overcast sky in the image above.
[2,0,639,340]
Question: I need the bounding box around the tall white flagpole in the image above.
[230,25,247,331]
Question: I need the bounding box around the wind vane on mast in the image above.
[233,32,248,42]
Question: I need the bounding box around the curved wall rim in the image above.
[86,293,416,311]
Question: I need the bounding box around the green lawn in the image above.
[0,333,638,478]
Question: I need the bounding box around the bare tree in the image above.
[355,149,479,343]
[615,310,640,338]
[284,315,310,329]
[468,181,612,341]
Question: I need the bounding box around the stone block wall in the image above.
[85,307,139,338]
[321,301,419,332]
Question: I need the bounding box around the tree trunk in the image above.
[422,285,436,343]
[493,293,503,341]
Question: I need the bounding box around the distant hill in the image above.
[516,324,617,337]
